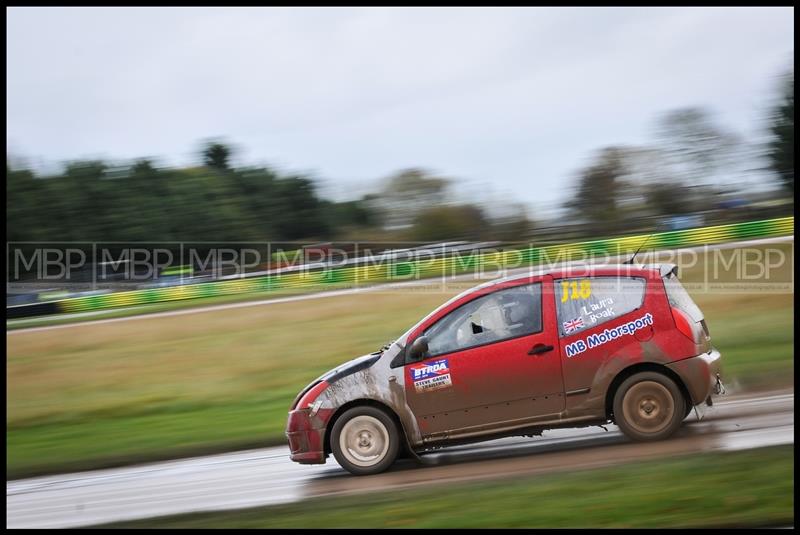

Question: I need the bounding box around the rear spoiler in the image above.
[660,263,678,278]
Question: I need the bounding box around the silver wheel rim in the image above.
[622,381,674,435]
[339,415,390,468]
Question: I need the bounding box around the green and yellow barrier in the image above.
[57,216,794,314]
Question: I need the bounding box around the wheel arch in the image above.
[605,362,693,421]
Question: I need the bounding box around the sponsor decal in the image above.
[564,313,654,358]
[581,297,615,324]
[410,359,452,392]
[562,317,585,334]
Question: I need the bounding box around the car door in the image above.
[404,276,565,440]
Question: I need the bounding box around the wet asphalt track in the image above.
[6,390,794,528]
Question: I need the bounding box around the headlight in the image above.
[295,380,329,411]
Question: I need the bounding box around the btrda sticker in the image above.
[410,359,452,392]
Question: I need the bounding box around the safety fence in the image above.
[9,216,795,317]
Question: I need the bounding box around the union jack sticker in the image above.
[563,317,585,334]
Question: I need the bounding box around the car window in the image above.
[555,277,646,337]
[423,283,542,357]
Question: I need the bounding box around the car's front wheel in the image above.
[330,406,400,475]
[613,371,686,441]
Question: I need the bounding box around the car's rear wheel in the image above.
[331,406,399,475]
[613,372,686,442]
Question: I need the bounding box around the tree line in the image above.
[7,146,533,244]
[565,70,793,234]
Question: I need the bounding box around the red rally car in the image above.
[286,263,724,475]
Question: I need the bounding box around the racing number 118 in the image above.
[561,280,591,302]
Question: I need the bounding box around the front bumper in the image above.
[666,348,724,406]
[285,408,334,465]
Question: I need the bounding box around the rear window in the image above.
[555,277,646,337]
[662,272,703,322]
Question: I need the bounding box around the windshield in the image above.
[391,283,490,350]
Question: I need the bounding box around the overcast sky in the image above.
[6,7,794,217]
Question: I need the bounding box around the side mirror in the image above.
[407,336,429,362]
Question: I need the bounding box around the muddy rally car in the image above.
[286,263,724,475]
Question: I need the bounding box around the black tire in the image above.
[330,405,400,476]
[613,371,686,442]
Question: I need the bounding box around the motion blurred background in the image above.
[6,6,794,529]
